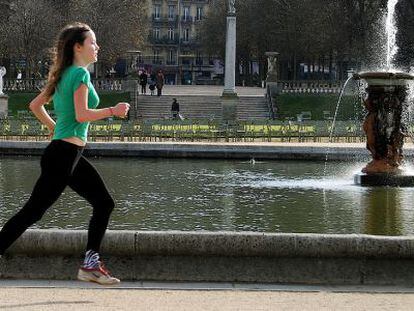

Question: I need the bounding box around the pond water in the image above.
[1,156,414,235]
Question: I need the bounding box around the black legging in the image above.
[141,84,147,94]
[0,139,115,255]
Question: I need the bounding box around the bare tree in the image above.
[0,0,12,58]
[5,0,59,77]
[69,0,149,70]
[1,0,148,77]
[198,0,394,81]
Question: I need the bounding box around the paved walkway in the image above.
[0,280,414,310]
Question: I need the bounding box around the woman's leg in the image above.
[0,141,80,255]
[0,174,67,254]
[68,156,115,253]
[68,156,120,285]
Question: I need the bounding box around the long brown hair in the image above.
[43,22,92,101]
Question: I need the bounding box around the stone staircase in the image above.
[236,96,269,120]
[134,95,269,120]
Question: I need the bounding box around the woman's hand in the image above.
[112,102,130,118]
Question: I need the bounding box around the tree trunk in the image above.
[321,55,325,80]
[293,52,297,80]
[329,51,333,79]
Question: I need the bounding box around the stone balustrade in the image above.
[278,80,344,94]
[3,78,125,92]
[2,78,345,94]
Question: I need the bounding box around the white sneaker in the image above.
[77,261,120,285]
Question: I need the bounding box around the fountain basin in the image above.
[354,172,414,187]
[4,229,414,285]
[5,156,414,235]
[354,71,414,86]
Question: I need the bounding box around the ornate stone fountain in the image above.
[353,71,414,186]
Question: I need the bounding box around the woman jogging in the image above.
[0,22,129,285]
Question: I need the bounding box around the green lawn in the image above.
[276,94,365,121]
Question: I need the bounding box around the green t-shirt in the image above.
[52,65,99,142]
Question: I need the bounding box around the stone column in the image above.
[223,15,237,96]
[0,94,8,117]
[123,79,139,119]
[221,2,238,123]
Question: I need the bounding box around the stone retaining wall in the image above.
[0,141,382,161]
[2,230,414,285]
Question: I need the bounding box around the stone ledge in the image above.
[0,141,376,161]
[6,230,414,259]
[2,230,414,285]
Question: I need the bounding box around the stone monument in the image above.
[228,0,236,14]
[0,66,8,117]
[265,52,279,95]
[265,52,280,119]
[221,0,239,123]
[266,52,279,83]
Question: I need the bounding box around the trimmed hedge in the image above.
[7,92,364,121]
[6,91,131,116]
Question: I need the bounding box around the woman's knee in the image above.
[106,197,115,211]
[95,196,115,214]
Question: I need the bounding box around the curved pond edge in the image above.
[0,141,398,161]
[2,229,414,285]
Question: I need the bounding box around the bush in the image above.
[7,91,131,116]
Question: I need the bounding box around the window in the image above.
[196,51,203,65]
[153,28,160,39]
[196,7,203,21]
[183,28,190,41]
[168,28,174,40]
[183,7,190,21]
[182,52,191,65]
[154,5,161,19]
[168,5,175,19]
[153,50,161,64]
[169,50,175,64]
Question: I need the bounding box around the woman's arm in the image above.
[74,84,129,123]
[29,91,56,132]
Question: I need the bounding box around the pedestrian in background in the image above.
[139,70,148,95]
[171,98,180,119]
[156,70,164,96]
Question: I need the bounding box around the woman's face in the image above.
[76,31,100,64]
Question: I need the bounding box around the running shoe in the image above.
[77,261,120,285]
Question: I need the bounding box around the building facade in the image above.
[137,0,221,85]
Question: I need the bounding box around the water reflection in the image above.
[0,156,414,235]
[220,165,237,231]
[362,188,404,235]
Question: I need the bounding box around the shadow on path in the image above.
[0,300,93,309]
